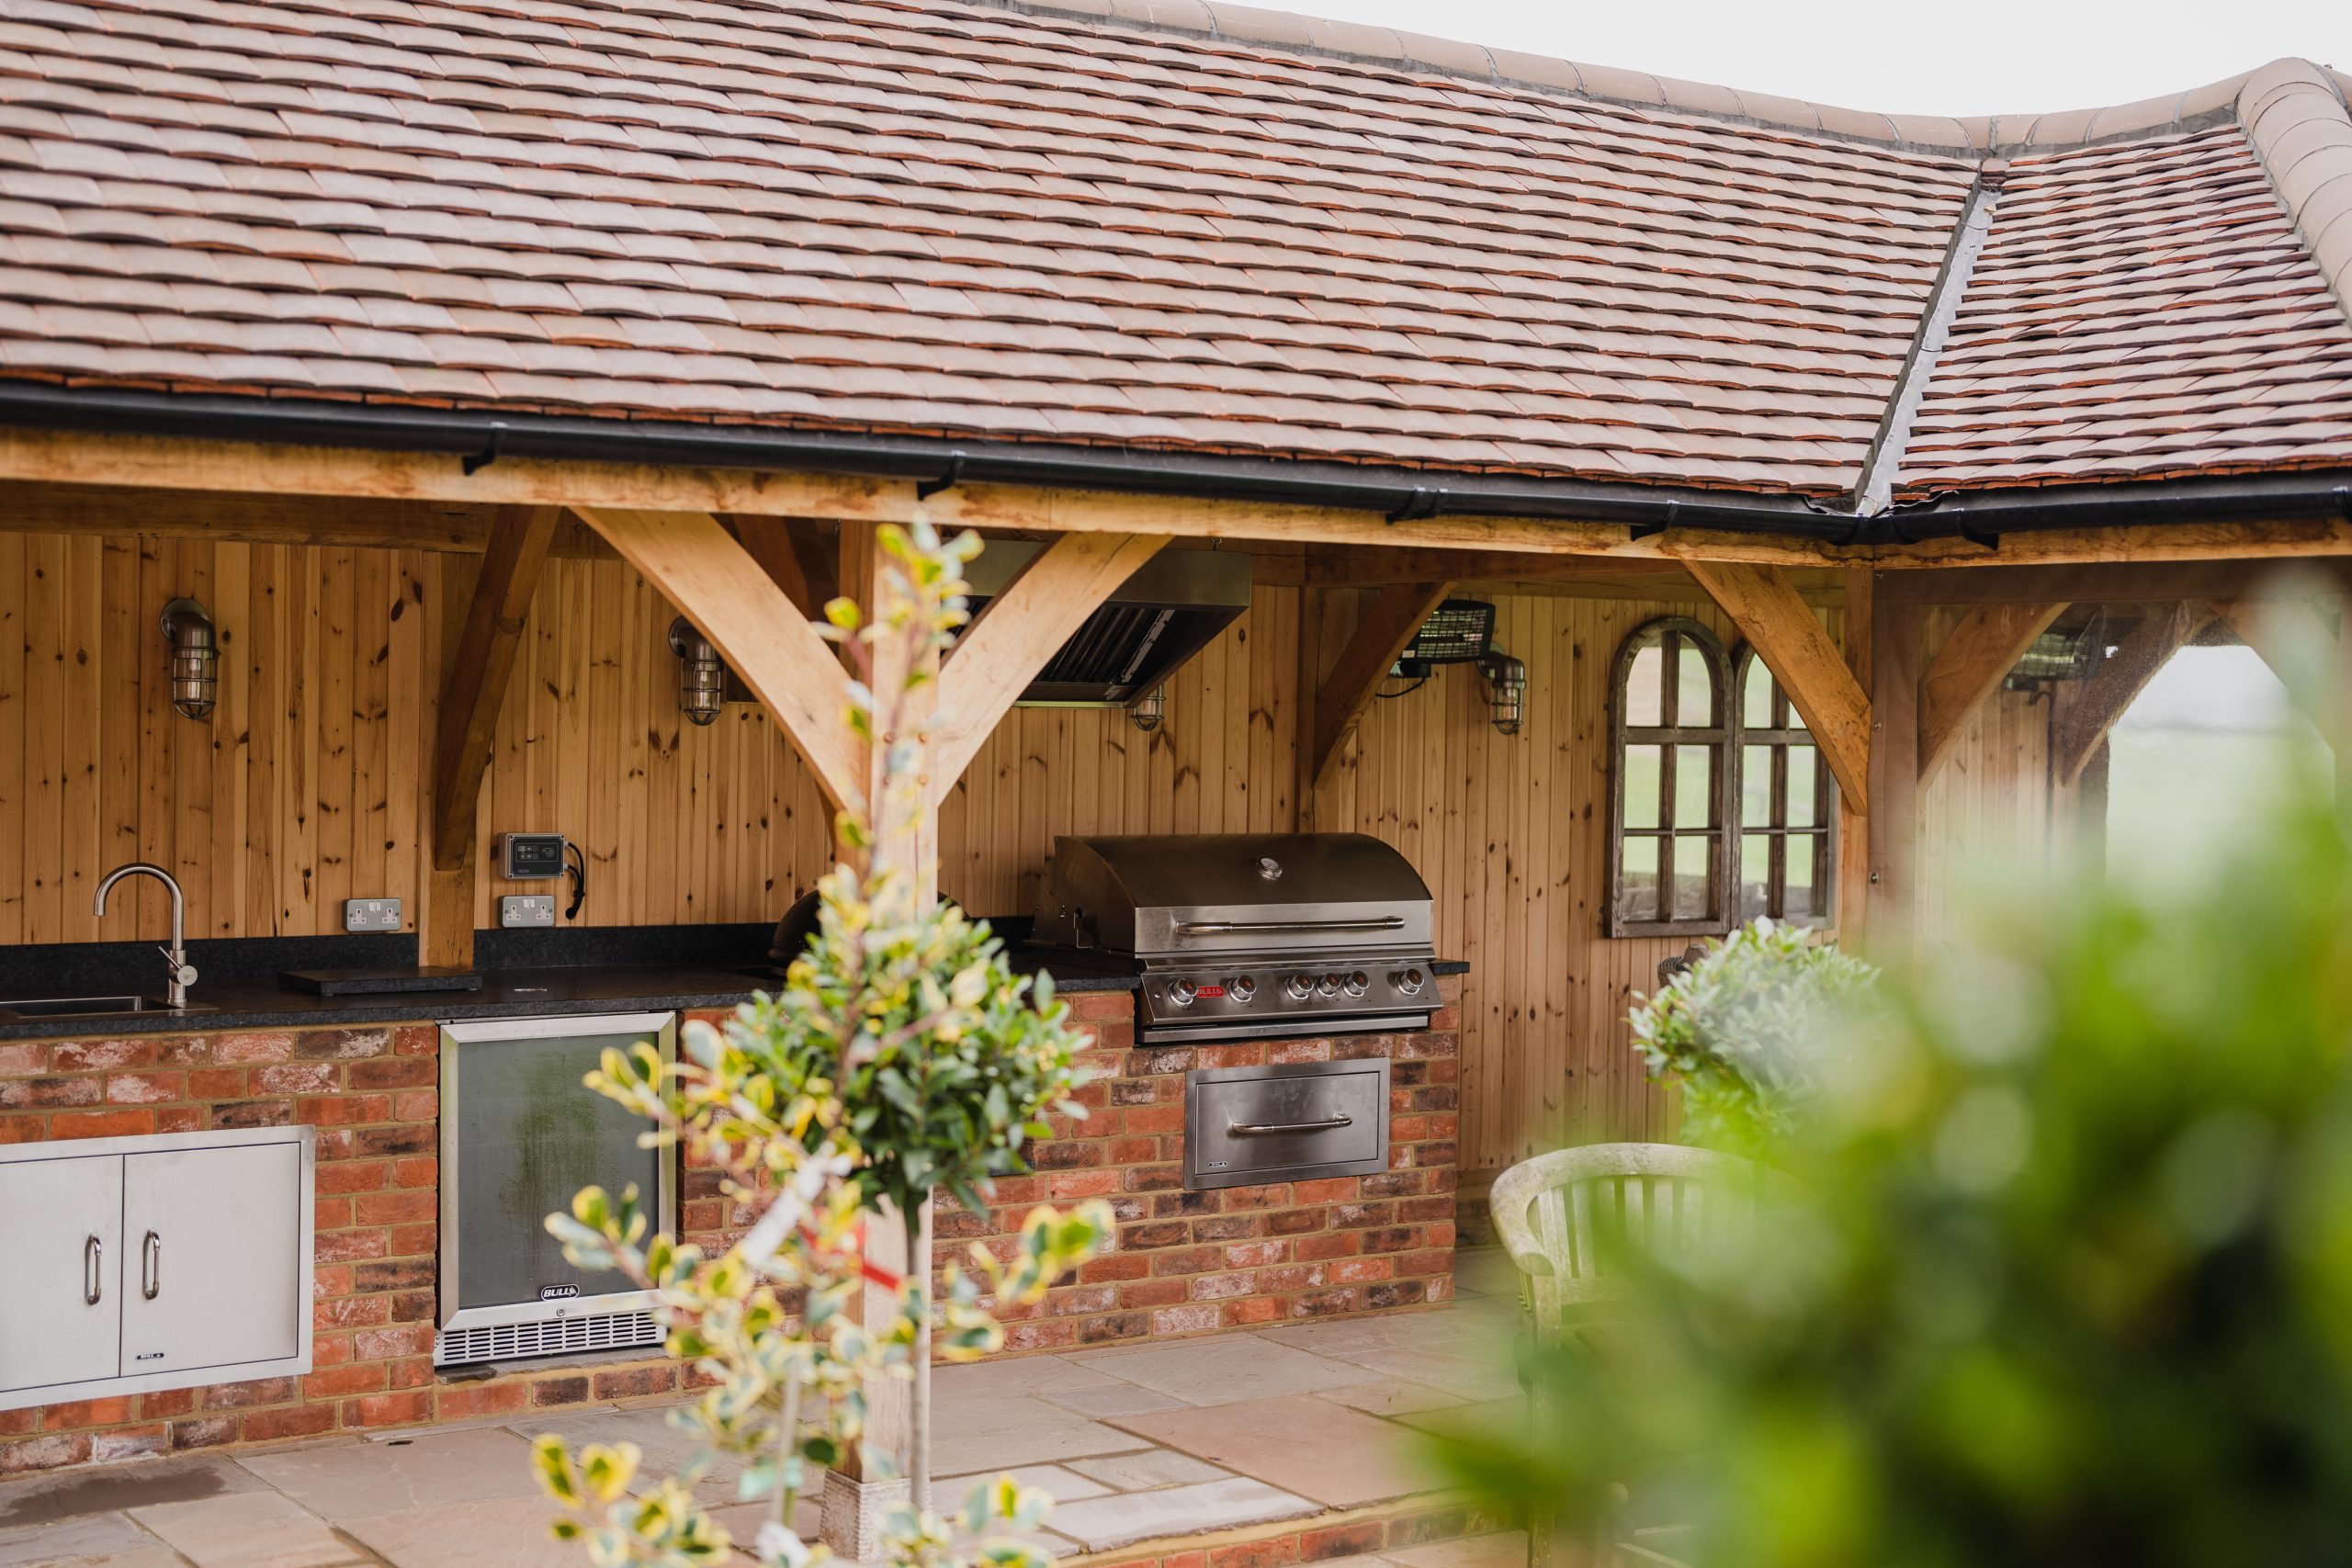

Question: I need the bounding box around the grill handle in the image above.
[1174,916,1405,935]
[1228,1113,1354,1136]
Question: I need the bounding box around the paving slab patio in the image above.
[129,1492,366,1568]
[0,1270,1525,1567]
[1108,1394,1435,1509]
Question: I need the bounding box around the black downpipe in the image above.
[2,382,2348,547]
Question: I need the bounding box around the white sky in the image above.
[2116,647,2302,734]
[1300,0,2350,118]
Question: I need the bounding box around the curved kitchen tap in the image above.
[94,863,197,1008]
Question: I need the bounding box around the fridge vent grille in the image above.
[433,1310,662,1367]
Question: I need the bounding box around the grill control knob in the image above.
[1392,967,1426,995]
[1228,976,1258,1003]
[1167,977,1198,1008]
[1343,970,1369,998]
[1284,974,1314,1001]
[1317,974,1342,998]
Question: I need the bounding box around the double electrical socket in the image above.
[343,897,401,932]
[499,895,556,928]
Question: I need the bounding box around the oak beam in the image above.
[1916,602,2070,784]
[726,514,821,615]
[2207,596,2352,773]
[1879,560,2352,605]
[2207,596,2338,694]
[929,532,1170,797]
[424,505,560,967]
[571,506,865,817]
[1682,560,1872,812]
[1306,582,1453,798]
[1305,547,1691,587]
[23,424,2352,570]
[2052,601,2213,784]
[0,480,619,559]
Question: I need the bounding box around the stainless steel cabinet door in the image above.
[0,1154,123,1396]
[120,1141,303,1378]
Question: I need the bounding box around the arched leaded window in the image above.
[1608,618,1732,936]
[1734,649,1836,929]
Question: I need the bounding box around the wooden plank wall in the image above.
[0,533,430,945]
[10,527,2055,1180]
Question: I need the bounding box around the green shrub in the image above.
[1446,753,2352,1567]
[1628,918,1879,1156]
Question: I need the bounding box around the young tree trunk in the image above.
[908,1193,934,1511]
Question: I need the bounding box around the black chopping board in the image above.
[280,967,484,996]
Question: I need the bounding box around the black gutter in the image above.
[1882,471,2352,539]
[1,382,2347,547]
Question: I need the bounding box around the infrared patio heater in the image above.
[1386,600,1526,733]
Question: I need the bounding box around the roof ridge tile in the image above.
[2237,61,2352,320]
[981,0,2292,156]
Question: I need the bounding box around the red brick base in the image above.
[3,986,1460,1475]
[947,984,1462,1349]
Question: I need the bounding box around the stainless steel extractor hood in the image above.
[958,545,1251,706]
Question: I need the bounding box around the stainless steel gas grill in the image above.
[1030,833,1437,1044]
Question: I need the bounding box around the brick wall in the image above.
[2,987,1461,1476]
[943,980,1462,1350]
[0,1013,734,1477]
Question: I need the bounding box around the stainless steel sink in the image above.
[0,995,217,1020]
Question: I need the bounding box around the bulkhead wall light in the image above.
[161,598,219,721]
[1479,652,1527,735]
[668,616,725,727]
[1129,686,1167,732]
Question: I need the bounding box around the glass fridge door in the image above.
[442,1013,674,1319]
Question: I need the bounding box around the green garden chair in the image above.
[1489,1143,1776,1566]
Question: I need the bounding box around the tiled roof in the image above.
[1898,125,2352,492]
[0,0,2344,508]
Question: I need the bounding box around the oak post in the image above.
[1295,586,1329,829]
[1864,594,1922,953]
[1836,568,1873,946]
[823,520,926,1554]
[422,505,560,968]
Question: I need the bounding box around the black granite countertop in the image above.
[0,952,1141,1042]
[0,927,1463,1042]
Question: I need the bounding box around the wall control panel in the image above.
[497,832,568,881]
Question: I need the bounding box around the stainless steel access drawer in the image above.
[1183,1059,1390,1190]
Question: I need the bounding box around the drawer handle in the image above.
[84,1235,102,1305]
[141,1230,161,1301]
[1228,1113,1353,1135]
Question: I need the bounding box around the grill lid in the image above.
[1032,833,1434,957]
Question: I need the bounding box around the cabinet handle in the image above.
[1227,1113,1354,1135]
[141,1230,161,1301]
[84,1235,102,1305]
